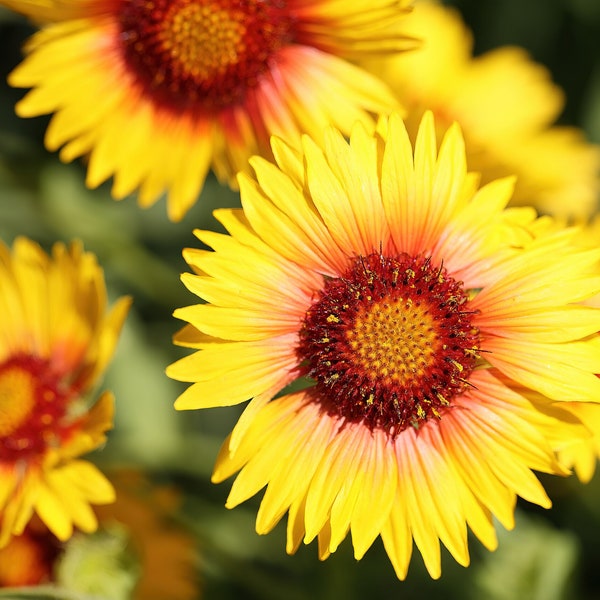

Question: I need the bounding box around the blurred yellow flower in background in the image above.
[0,238,130,547]
[360,0,600,220]
[167,112,600,579]
[3,0,413,221]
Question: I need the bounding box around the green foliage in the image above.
[472,511,579,600]
[55,527,140,600]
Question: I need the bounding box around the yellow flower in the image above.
[5,0,413,221]
[0,238,130,547]
[167,112,600,579]
[360,0,600,220]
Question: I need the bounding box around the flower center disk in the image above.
[119,0,294,111]
[298,253,481,434]
[0,355,78,462]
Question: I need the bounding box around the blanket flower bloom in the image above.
[167,112,600,579]
[0,238,130,547]
[359,0,600,220]
[5,0,412,221]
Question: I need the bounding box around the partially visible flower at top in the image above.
[4,0,414,221]
[0,470,200,600]
[167,111,600,579]
[0,237,130,547]
[359,0,600,220]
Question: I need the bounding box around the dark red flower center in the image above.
[0,355,80,463]
[118,0,295,112]
[297,253,481,435]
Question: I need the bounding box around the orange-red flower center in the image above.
[298,253,481,434]
[0,526,60,586]
[118,0,294,111]
[0,355,79,463]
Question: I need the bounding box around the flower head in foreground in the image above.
[0,238,130,547]
[167,111,600,580]
[5,0,413,221]
[359,1,600,220]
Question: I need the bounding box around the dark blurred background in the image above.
[1,0,600,598]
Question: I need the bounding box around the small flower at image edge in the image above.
[167,111,600,579]
[554,253,600,484]
[518,217,600,486]
[0,519,60,586]
[4,0,413,221]
[0,238,131,547]
[0,471,199,600]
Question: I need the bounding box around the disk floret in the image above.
[298,252,481,433]
[0,355,79,463]
[119,0,294,110]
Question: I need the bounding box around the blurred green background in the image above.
[1,0,600,598]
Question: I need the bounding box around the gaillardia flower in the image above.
[359,1,600,220]
[167,112,600,579]
[0,238,130,547]
[5,0,412,221]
